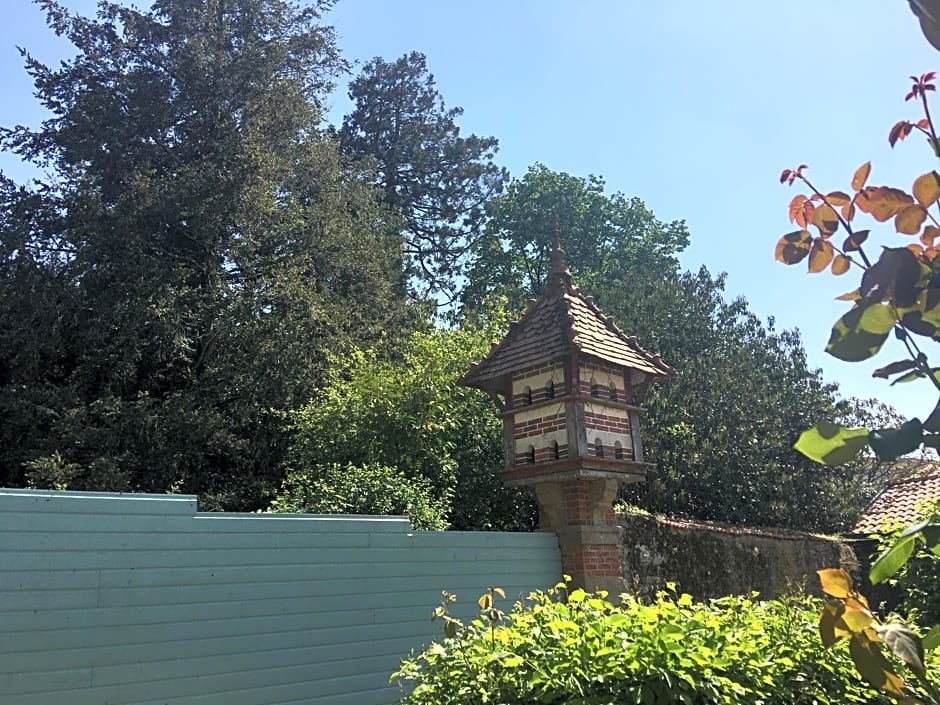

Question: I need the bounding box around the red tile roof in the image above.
[853,464,940,534]
[460,245,676,391]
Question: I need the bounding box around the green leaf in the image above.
[868,419,924,461]
[923,625,940,651]
[899,287,940,338]
[794,422,869,465]
[861,248,921,306]
[923,434,940,449]
[924,401,940,432]
[870,533,917,584]
[826,304,896,362]
[922,523,940,551]
[890,369,928,385]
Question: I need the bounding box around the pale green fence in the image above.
[0,488,561,705]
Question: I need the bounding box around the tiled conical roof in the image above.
[461,243,676,391]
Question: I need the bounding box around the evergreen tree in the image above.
[0,0,413,508]
[340,51,507,300]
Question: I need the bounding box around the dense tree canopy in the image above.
[0,0,413,508]
[341,52,507,300]
[461,164,689,312]
[282,321,537,531]
[611,267,852,530]
[0,1,887,532]
[464,166,867,531]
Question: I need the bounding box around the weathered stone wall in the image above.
[619,512,851,600]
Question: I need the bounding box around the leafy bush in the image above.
[270,462,449,530]
[285,321,537,531]
[393,583,933,705]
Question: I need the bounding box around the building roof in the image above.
[852,463,940,534]
[460,243,676,391]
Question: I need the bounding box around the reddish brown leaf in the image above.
[889,120,913,148]
[918,118,930,129]
[812,204,839,236]
[836,288,861,301]
[908,243,926,257]
[895,205,927,235]
[857,186,916,222]
[843,229,870,252]
[789,194,808,226]
[802,201,816,230]
[832,255,851,275]
[922,225,940,246]
[809,238,835,273]
[913,171,940,207]
[852,162,872,191]
[826,191,852,206]
[780,169,793,184]
[775,230,813,265]
[842,200,856,222]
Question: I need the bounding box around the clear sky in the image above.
[2,0,939,423]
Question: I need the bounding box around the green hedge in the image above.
[394,583,932,704]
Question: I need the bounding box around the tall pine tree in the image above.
[340,52,507,301]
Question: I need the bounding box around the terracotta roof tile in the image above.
[853,464,940,534]
[461,245,676,390]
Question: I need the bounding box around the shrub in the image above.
[270,462,449,530]
[393,582,934,705]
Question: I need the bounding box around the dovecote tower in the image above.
[460,239,675,594]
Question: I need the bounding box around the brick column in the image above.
[534,478,624,596]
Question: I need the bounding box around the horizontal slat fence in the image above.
[0,489,561,705]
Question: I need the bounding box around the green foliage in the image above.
[283,319,536,530]
[462,164,860,531]
[270,462,448,530]
[394,583,911,705]
[872,507,940,628]
[777,72,940,464]
[612,268,856,531]
[341,51,507,299]
[461,163,689,313]
[0,0,414,507]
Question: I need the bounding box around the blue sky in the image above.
[2,1,939,423]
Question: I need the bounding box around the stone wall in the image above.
[618,511,852,600]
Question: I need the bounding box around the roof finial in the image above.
[549,213,570,278]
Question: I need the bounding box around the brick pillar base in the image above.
[534,478,625,597]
